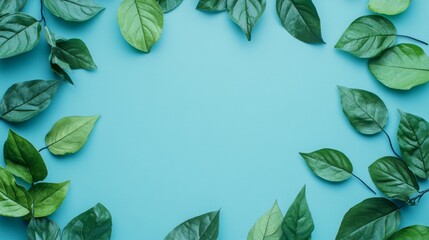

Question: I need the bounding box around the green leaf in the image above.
[4,130,47,184]
[50,54,73,84]
[0,80,61,123]
[27,218,61,240]
[0,167,31,217]
[276,0,324,44]
[368,44,429,90]
[282,186,314,240]
[44,26,56,47]
[335,15,396,58]
[62,203,112,240]
[0,13,41,59]
[29,181,70,217]
[158,0,183,13]
[369,157,419,202]
[336,198,400,240]
[0,0,26,15]
[388,225,429,240]
[45,115,100,156]
[117,0,164,52]
[368,0,411,16]
[338,86,388,135]
[51,38,97,70]
[300,148,353,182]
[247,201,283,240]
[43,0,104,22]
[227,0,266,41]
[165,210,220,240]
[196,0,226,12]
[397,111,429,179]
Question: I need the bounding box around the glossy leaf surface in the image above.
[27,218,61,240]
[196,0,226,12]
[158,0,183,13]
[368,0,411,15]
[43,0,104,22]
[0,167,31,217]
[227,0,266,41]
[29,181,70,217]
[0,0,26,15]
[388,225,429,240]
[165,210,220,240]
[248,201,283,240]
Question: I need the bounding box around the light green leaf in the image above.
[335,15,396,58]
[117,0,164,52]
[397,111,429,179]
[4,130,47,184]
[0,80,61,123]
[336,198,400,240]
[0,167,31,217]
[248,201,283,240]
[62,203,112,240]
[45,115,100,156]
[368,0,411,15]
[27,218,61,240]
[227,0,266,41]
[29,181,70,217]
[0,13,41,59]
[368,44,429,90]
[165,210,220,240]
[338,86,388,135]
[44,26,56,47]
[158,0,183,13]
[388,225,429,240]
[276,0,324,44]
[196,0,226,12]
[52,38,97,70]
[43,0,104,22]
[0,0,26,15]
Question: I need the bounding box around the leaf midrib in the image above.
[47,118,95,148]
[343,208,398,238]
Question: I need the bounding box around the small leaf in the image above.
[62,203,112,240]
[51,38,97,70]
[0,13,41,59]
[165,210,220,240]
[196,0,226,12]
[44,26,56,47]
[300,148,353,182]
[276,0,324,44]
[4,130,47,183]
[45,115,100,156]
[368,44,429,90]
[0,80,61,123]
[336,198,400,240]
[388,225,429,240]
[369,157,419,202]
[27,218,61,240]
[157,0,183,13]
[338,86,388,135]
[43,0,104,22]
[368,0,411,16]
[397,111,429,179]
[335,15,396,58]
[50,54,73,84]
[0,0,26,15]
[227,0,266,41]
[117,0,164,52]
[0,167,31,217]
[248,201,283,240]
[29,181,70,217]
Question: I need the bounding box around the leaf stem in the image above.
[40,0,46,26]
[352,173,377,195]
[381,129,402,159]
[38,146,48,152]
[396,35,428,46]
[408,188,429,206]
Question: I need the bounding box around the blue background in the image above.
[1,0,429,239]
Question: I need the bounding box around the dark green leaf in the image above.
[300,148,353,182]
[43,0,104,22]
[368,0,411,15]
[196,0,226,12]
[227,0,266,41]
[50,54,73,84]
[388,225,429,240]
[0,167,31,217]
[0,80,61,123]
[335,15,396,58]
[0,0,26,15]
[368,44,429,90]
[248,201,283,240]
[397,111,429,179]
[338,86,388,135]
[165,210,220,240]
[158,0,183,13]
[4,130,47,184]
[52,38,96,70]
[27,218,61,240]
[62,203,112,240]
[336,198,400,240]
[0,13,41,59]
[117,0,164,52]
[276,0,324,44]
[29,181,70,217]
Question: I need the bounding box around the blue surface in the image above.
[1,0,429,239]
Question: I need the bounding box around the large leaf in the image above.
[368,44,429,90]
[0,13,41,59]
[368,0,411,15]
[0,80,61,123]
[196,0,226,12]
[335,15,396,58]
[62,203,112,240]
[388,225,429,240]
[397,111,429,179]
[227,0,266,41]
[45,115,100,156]
[165,210,220,240]
[0,167,31,217]
[281,186,314,240]
[276,0,324,44]
[248,201,283,240]
[117,0,164,52]
[158,0,183,13]
[369,157,419,202]
[0,0,26,15]
[338,86,388,135]
[27,218,61,240]
[29,181,70,217]
[43,0,104,22]
[300,148,353,182]
[336,198,400,240]
[52,38,96,70]
[4,130,47,184]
